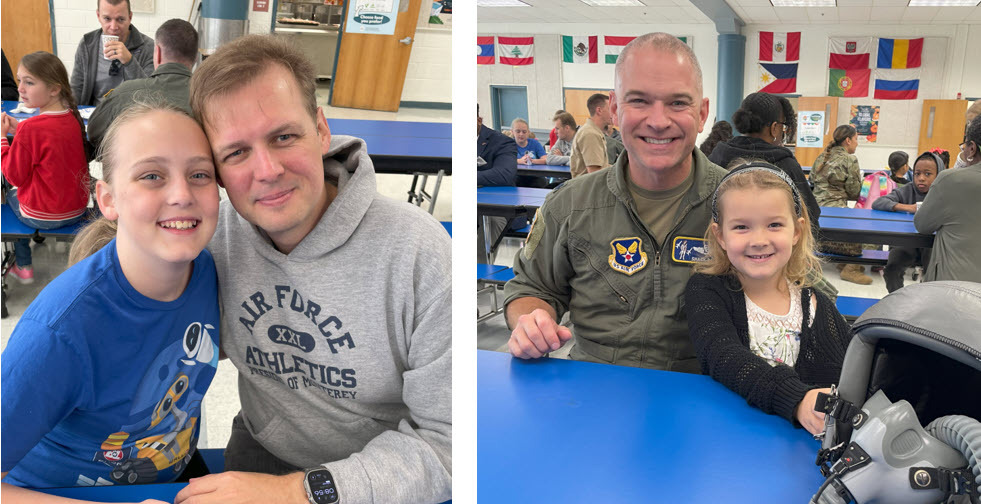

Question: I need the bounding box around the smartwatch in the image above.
[303,467,340,504]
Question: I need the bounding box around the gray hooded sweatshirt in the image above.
[208,136,451,503]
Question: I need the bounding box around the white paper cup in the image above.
[101,34,119,60]
[916,201,923,211]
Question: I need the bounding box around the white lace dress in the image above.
[744,282,817,367]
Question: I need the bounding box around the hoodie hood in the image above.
[912,150,946,197]
[708,135,794,169]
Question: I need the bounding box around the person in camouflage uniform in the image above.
[811,124,873,285]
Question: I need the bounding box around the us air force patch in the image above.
[608,237,647,275]
[672,236,709,264]
[523,208,544,259]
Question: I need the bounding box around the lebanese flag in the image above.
[477,36,495,65]
[874,68,920,99]
[877,38,923,69]
[604,35,636,64]
[829,37,872,70]
[829,68,870,97]
[759,32,800,62]
[562,35,597,64]
[758,63,797,93]
[498,36,534,65]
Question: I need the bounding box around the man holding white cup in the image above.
[70,0,154,106]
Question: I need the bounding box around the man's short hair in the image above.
[586,93,609,117]
[190,35,317,128]
[97,0,131,14]
[155,19,198,66]
[554,111,576,130]
[615,33,703,96]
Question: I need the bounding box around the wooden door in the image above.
[330,0,422,112]
[1,0,53,75]
[918,99,969,159]
[795,96,839,169]
[563,88,610,128]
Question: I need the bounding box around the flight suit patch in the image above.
[671,236,709,264]
[608,237,647,276]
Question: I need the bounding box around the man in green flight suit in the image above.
[87,19,198,152]
[503,33,727,371]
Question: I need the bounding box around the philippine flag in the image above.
[758,62,797,94]
[759,32,800,62]
[498,36,534,66]
[478,36,494,65]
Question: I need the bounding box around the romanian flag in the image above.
[477,36,495,65]
[874,69,919,100]
[829,68,870,97]
[877,38,923,69]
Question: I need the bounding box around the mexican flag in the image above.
[829,68,870,97]
[562,36,597,64]
[604,36,636,64]
[498,36,534,65]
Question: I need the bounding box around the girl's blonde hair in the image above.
[694,166,821,287]
[68,98,198,266]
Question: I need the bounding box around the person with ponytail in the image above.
[1,51,91,284]
[1,99,220,500]
[810,124,874,285]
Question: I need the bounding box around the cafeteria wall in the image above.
[742,23,981,172]
[52,0,449,105]
[477,23,720,143]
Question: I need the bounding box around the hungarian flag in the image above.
[758,63,797,93]
[498,36,534,65]
[477,36,494,65]
[877,38,923,69]
[829,37,872,70]
[562,36,598,64]
[604,35,635,64]
[829,68,870,97]
[759,32,800,62]
[874,69,920,99]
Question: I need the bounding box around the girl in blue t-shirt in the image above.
[1,100,221,501]
[511,118,547,165]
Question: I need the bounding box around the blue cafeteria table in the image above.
[476,186,550,262]
[818,215,933,248]
[478,350,826,502]
[516,163,572,180]
[818,206,914,222]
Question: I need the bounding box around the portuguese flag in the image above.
[829,68,870,97]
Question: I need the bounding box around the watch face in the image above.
[307,469,339,504]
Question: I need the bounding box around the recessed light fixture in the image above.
[579,0,646,6]
[476,0,531,6]
[908,0,978,5]
[770,0,836,6]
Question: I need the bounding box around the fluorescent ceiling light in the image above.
[476,0,530,6]
[908,0,978,5]
[579,0,646,6]
[770,0,836,6]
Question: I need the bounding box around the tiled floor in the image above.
[0,91,450,450]
[477,237,911,357]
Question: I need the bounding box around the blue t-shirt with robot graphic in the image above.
[1,239,220,488]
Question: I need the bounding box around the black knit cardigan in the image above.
[683,273,852,423]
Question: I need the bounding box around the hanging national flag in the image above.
[562,36,598,64]
[498,36,534,65]
[873,69,920,99]
[758,62,797,93]
[477,36,495,65]
[877,38,923,69]
[604,36,636,64]
[828,68,871,97]
[829,37,873,70]
[759,32,800,62]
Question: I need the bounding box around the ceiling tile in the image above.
[872,0,910,6]
[774,6,811,21]
[930,5,975,20]
[808,6,839,21]
[743,5,781,21]
[871,5,907,19]
[903,5,938,20]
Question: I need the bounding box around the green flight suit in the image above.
[504,149,727,371]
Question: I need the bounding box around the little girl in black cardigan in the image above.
[684,163,852,435]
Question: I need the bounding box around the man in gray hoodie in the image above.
[175,35,451,504]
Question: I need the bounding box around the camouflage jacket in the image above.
[810,145,862,207]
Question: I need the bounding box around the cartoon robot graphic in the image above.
[87,321,218,485]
